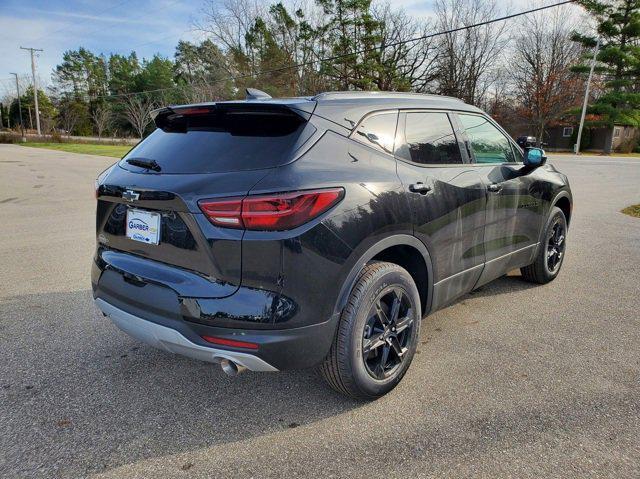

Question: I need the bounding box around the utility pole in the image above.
[20,46,43,136]
[575,37,600,155]
[10,72,26,141]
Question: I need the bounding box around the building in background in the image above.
[544,124,638,153]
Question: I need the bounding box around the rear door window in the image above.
[353,112,398,154]
[458,114,516,164]
[120,111,315,174]
[397,112,463,165]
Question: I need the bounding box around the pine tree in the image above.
[572,0,640,139]
[317,0,382,91]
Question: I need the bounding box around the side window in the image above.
[353,112,397,154]
[459,114,515,164]
[397,112,463,165]
[511,144,524,163]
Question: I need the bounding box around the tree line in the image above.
[1,0,638,148]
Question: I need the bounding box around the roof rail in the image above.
[246,88,272,100]
[312,91,464,102]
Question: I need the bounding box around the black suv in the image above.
[93,91,572,399]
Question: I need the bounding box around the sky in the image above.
[0,0,200,94]
[0,0,576,98]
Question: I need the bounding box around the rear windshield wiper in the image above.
[126,158,161,172]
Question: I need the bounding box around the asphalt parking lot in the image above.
[1,144,639,478]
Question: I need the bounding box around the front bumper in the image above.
[96,298,278,372]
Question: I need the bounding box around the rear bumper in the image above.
[94,296,339,370]
[96,299,278,371]
[92,247,342,369]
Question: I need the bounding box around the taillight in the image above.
[198,188,344,231]
[198,198,243,227]
[242,188,344,230]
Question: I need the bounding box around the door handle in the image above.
[487,183,502,193]
[409,182,432,194]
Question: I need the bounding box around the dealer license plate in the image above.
[126,208,161,245]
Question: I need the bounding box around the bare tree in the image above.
[91,104,112,139]
[58,100,81,137]
[195,0,265,56]
[511,5,583,144]
[180,81,231,104]
[174,40,235,102]
[372,3,439,92]
[39,114,55,135]
[432,0,510,105]
[123,94,156,139]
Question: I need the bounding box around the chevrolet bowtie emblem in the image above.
[122,189,140,202]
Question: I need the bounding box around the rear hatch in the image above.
[96,102,317,298]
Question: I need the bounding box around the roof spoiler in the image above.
[151,102,313,132]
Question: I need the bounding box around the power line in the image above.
[261,0,578,81]
[0,75,30,97]
[72,0,579,102]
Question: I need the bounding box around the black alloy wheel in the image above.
[546,219,566,274]
[319,261,421,399]
[362,287,414,380]
[521,206,568,284]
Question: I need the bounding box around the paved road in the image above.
[1,144,639,478]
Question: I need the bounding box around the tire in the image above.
[521,206,567,284]
[319,261,421,399]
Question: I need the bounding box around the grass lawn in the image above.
[549,151,640,158]
[605,152,640,158]
[621,204,640,218]
[20,142,132,158]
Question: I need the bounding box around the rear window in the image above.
[353,112,398,154]
[120,111,315,174]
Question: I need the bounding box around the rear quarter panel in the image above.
[243,131,412,328]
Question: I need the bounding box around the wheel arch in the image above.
[533,190,572,258]
[552,192,572,226]
[333,234,434,317]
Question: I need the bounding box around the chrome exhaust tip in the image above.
[220,359,247,376]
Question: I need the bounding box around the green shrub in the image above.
[50,130,62,143]
[617,137,638,153]
[569,127,591,150]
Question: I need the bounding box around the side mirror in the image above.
[524,147,547,167]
